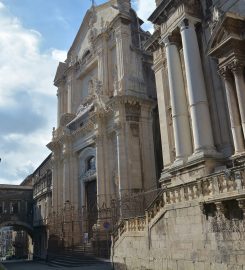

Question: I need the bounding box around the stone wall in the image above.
[112,201,245,270]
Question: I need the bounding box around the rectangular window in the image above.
[0,202,3,213]
[10,201,19,214]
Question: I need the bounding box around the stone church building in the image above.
[111,0,245,269]
[47,0,159,250]
[44,0,245,269]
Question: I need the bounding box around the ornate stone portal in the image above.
[47,0,158,248]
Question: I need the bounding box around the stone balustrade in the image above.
[112,166,245,243]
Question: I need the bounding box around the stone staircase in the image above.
[112,165,245,245]
[47,243,111,268]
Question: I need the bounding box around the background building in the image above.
[32,154,52,259]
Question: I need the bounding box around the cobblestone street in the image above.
[2,261,113,270]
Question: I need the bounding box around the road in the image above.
[2,261,113,270]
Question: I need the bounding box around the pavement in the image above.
[2,260,113,270]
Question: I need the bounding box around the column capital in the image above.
[179,18,196,32]
[230,59,245,76]
[161,34,181,47]
[218,66,232,80]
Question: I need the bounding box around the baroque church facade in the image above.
[47,0,159,249]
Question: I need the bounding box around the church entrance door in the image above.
[85,180,97,238]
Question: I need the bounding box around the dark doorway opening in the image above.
[85,180,97,238]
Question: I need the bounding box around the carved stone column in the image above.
[70,152,79,208]
[51,153,59,210]
[180,19,217,159]
[114,122,129,200]
[97,36,109,96]
[219,67,245,154]
[231,61,245,138]
[67,79,72,114]
[95,133,106,209]
[57,89,61,126]
[163,35,192,165]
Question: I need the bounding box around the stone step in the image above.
[47,256,111,268]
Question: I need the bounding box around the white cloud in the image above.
[52,49,67,62]
[134,0,156,33]
[0,1,61,184]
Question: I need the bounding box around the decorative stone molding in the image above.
[60,113,76,127]
[208,6,223,33]
[78,147,96,182]
[125,102,141,122]
[152,48,167,72]
[218,66,232,80]
[230,60,245,76]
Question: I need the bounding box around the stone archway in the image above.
[0,221,34,260]
[0,221,33,238]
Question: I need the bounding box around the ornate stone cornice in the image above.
[108,95,155,111]
[60,113,76,127]
[46,140,62,152]
[218,58,245,79]
[148,0,200,25]
[144,29,161,52]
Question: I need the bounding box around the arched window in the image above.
[87,156,96,171]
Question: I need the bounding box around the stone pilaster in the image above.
[51,153,59,210]
[95,127,106,209]
[70,152,79,209]
[114,121,129,200]
[57,88,61,126]
[140,102,157,190]
[152,48,173,168]
[97,36,109,96]
[67,78,72,114]
[62,142,71,204]
[115,24,131,94]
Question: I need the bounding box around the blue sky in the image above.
[0,0,155,184]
